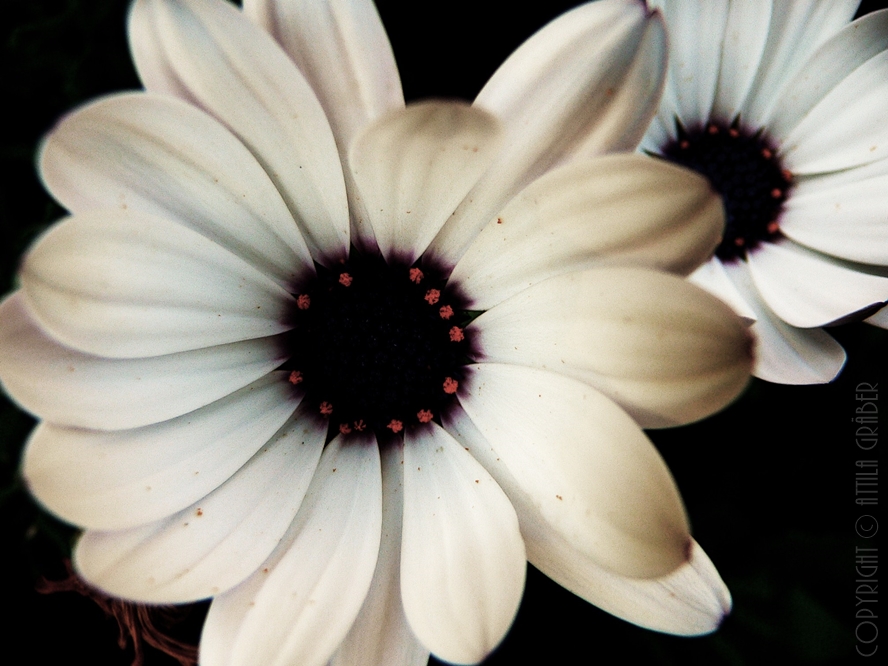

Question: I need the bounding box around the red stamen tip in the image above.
[439,305,454,320]
[761,148,773,159]
[424,289,441,305]
[320,401,333,416]
[297,294,311,310]
[679,140,690,149]
[417,409,434,423]
[288,370,303,385]
[767,221,780,234]
[449,326,465,342]
[734,237,745,247]
[339,273,353,287]
[339,423,352,435]
[782,169,793,182]
[770,188,782,199]
[443,377,459,394]
[707,125,719,134]
[728,128,739,138]
[353,419,366,432]
[409,268,424,283]
[387,419,404,433]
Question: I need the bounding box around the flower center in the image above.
[286,252,473,439]
[659,119,792,262]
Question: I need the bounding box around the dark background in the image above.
[1,1,885,664]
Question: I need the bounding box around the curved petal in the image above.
[652,0,729,128]
[742,0,859,128]
[781,160,888,265]
[746,240,888,328]
[866,305,888,329]
[427,0,666,267]
[471,268,752,428]
[74,408,325,603]
[782,50,888,174]
[458,363,690,578]
[769,10,888,142]
[711,0,773,120]
[450,154,723,309]
[724,261,846,384]
[129,0,348,263]
[243,0,402,153]
[348,102,501,265]
[401,423,525,665]
[23,372,301,530]
[331,443,429,666]
[39,92,313,287]
[444,404,730,636]
[200,436,382,666]
[688,258,758,322]
[0,293,288,430]
[21,210,294,358]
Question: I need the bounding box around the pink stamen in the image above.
[439,305,454,320]
[339,273,353,287]
[339,423,352,435]
[708,125,718,135]
[409,268,424,283]
[449,326,465,342]
[417,409,434,423]
[297,294,311,310]
[767,221,780,234]
[387,419,404,433]
[443,377,459,394]
[320,401,333,416]
[770,188,782,199]
[761,148,773,159]
[424,289,440,305]
[353,420,366,432]
[288,370,303,385]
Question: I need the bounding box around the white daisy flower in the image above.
[0,0,752,664]
[641,0,888,385]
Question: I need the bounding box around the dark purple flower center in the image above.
[285,252,474,440]
[659,118,792,262]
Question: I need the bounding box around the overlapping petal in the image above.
[21,210,294,358]
[0,293,287,430]
[471,268,752,428]
[73,407,325,603]
[427,0,666,267]
[458,363,690,579]
[129,0,349,263]
[39,92,313,287]
[23,372,301,530]
[349,102,501,265]
[200,437,382,666]
[451,155,723,309]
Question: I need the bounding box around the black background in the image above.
[1,1,886,664]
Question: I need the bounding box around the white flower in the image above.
[0,0,751,664]
[640,0,888,385]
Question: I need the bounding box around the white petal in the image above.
[0,292,287,430]
[23,372,301,530]
[688,258,758,322]
[444,404,729,636]
[866,305,888,329]
[200,436,382,666]
[349,102,501,265]
[746,240,888,328]
[331,443,429,666]
[742,0,859,128]
[711,0,774,120]
[129,0,348,263]
[450,154,723,309]
[427,0,666,267]
[243,0,402,153]
[724,261,846,384]
[39,92,313,287]
[74,408,324,603]
[781,160,888,264]
[769,10,888,142]
[458,363,689,578]
[21,210,293,358]
[471,268,752,428]
[782,50,888,174]
[654,0,729,128]
[401,423,525,665]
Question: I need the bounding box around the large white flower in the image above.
[640,0,888,385]
[0,0,751,664]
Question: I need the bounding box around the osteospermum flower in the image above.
[641,0,888,384]
[642,0,888,384]
[0,0,752,664]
